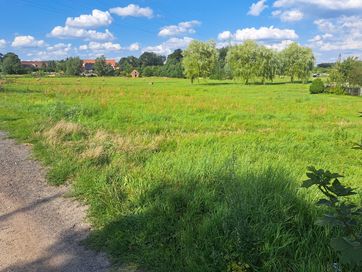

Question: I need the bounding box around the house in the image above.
[21,61,48,69]
[131,70,140,78]
[82,59,117,72]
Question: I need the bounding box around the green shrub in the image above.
[329,85,346,95]
[310,79,325,94]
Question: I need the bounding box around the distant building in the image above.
[82,59,117,72]
[21,61,48,69]
[131,70,140,78]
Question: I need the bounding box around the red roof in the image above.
[21,61,47,67]
[83,59,116,66]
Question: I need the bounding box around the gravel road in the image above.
[0,131,110,272]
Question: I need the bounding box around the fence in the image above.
[345,87,362,96]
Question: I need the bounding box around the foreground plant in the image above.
[302,166,362,269]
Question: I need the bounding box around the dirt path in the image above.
[0,131,110,272]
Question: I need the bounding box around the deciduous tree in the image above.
[256,46,279,84]
[281,43,315,83]
[2,52,22,74]
[65,57,82,76]
[94,56,114,76]
[226,40,259,84]
[139,52,165,67]
[182,40,218,83]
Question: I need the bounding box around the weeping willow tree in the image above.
[182,40,218,83]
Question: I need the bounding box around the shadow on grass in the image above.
[197,81,308,86]
[0,116,24,122]
[88,166,332,272]
[1,88,42,94]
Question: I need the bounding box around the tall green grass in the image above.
[0,77,361,271]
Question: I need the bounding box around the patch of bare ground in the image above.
[0,131,110,272]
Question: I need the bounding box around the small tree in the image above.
[2,52,22,74]
[302,167,362,269]
[302,113,362,270]
[182,40,218,83]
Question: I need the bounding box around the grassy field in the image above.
[0,77,361,271]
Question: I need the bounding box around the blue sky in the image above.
[0,0,361,63]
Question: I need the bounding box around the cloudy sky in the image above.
[0,0,361,63]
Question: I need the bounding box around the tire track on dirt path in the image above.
[0,131,110,272]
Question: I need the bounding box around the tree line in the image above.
[5,40,360,87]
[182,40,315,84]
[0,50,184,78]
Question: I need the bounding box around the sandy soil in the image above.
[0,131,110,272]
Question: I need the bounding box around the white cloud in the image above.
[49,26,114,40]
[248,0,268,16]
[127,42,140,51]
[309,16,362,54]
[79,41,121,51]
[273,0,362,10]
[309,33,333,43]
[0,39,6,48]
[143,37,193,55]
[26,43,73,60]
[218,31,233,41]
[65,9,112,28]
[79,42,140,52]
[159,20,201,37]
[12,35,45,48]
[109,4,153,18]
[218,26,298,41]
[272,9,304,22]
[265,40,295,51]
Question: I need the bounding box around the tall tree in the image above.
[281,43,315,83]
[166,49,183,65]
[182,40,218,83]
[94,56,114,76]
[226,40,259,84]
[65,57,82,76]
[256,46,279,84]
[2,52,22,74]
[160,49,184,78]
[139,52,165,67]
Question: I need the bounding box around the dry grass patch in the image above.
[43,120,84,146]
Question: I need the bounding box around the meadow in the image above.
[0,76,361,271]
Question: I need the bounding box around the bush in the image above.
[310,79,325,94]
[329,85,346,95]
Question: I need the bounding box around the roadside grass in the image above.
[0,77,361,271]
